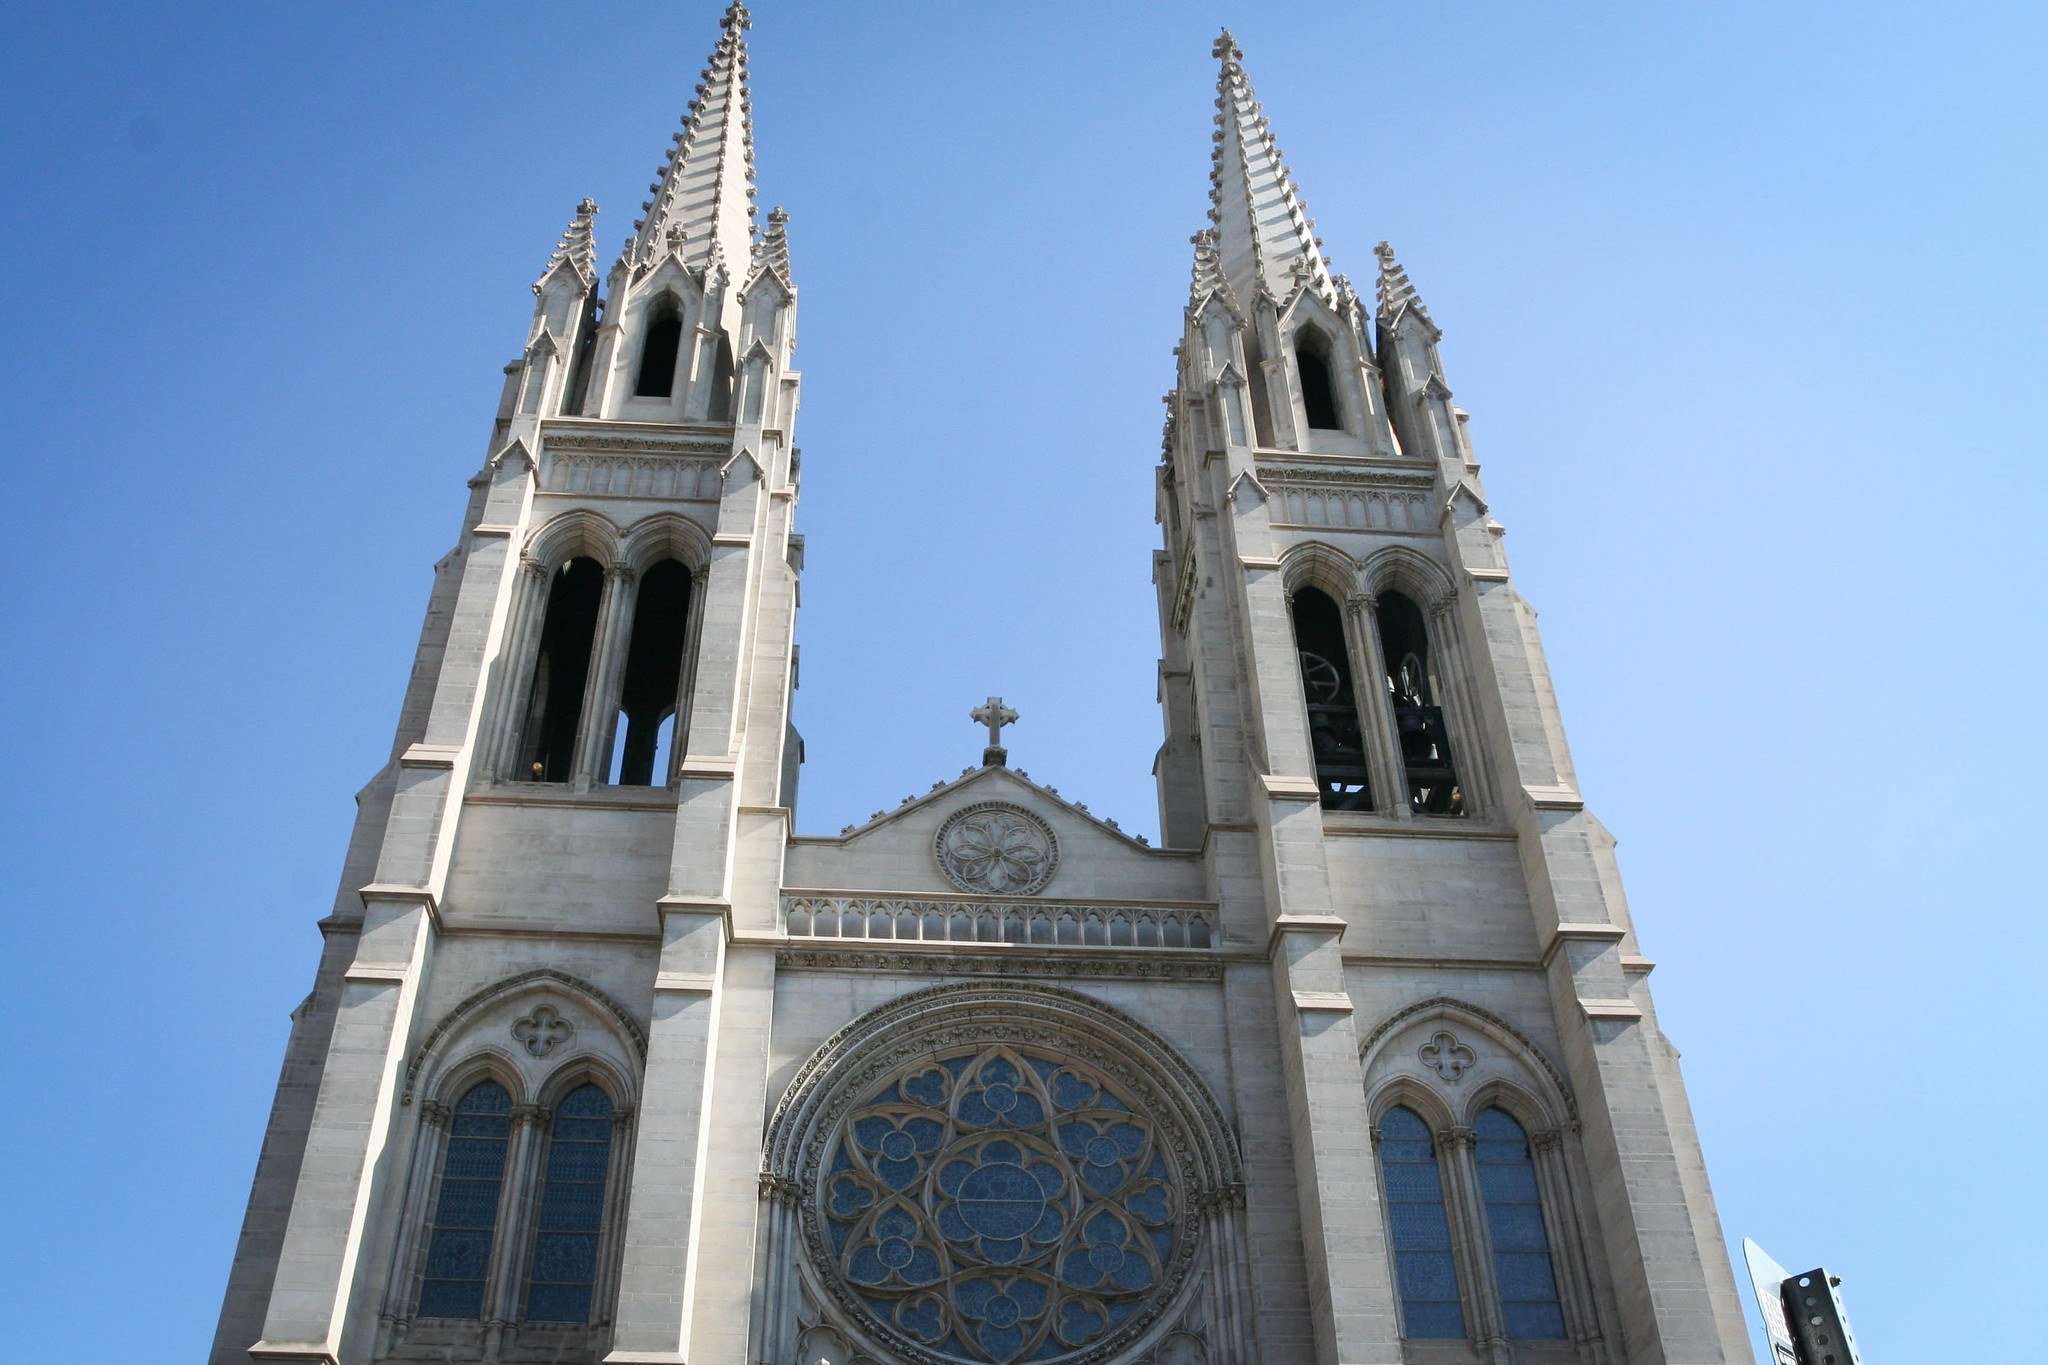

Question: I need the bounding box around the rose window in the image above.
[818,1045,1183,1363]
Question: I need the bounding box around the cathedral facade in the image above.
[212,8,1754,1364]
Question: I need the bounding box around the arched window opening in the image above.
[1295,329,1342,431]
[1474,1108,1567,1339]
[609,559,691,785]
[417,1080,513,1320]
[1291,587,1372,810]
[520,557,605,782]
[633,297,683,399]
[1377,1106,1466,1339]
[708,333,735,421]
[523,1083,617,1324]
[1375,592,1461,815]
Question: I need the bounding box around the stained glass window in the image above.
[522,1083,616,1323]
[1474,1108,1565,1339]
[418,1080,513,1319]
[1376,1106,1466,1339]
[817,1046,1184,1364]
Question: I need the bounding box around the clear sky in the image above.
[2,1,2043,1359]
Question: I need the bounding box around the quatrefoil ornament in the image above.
[1419,1029,1477,1082]
[512,1003,573,1058]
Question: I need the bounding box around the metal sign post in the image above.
[1742,1238,1865,1365]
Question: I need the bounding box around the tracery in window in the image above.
[519,557,604,782]
[819,1045,1183,1364]
[1291,587,1372,810]
[1374,591,1461,815]
[1474,1107,1566,1339]
[417,1080,512,1320]
[1376,1106,1465,1339]
[523,1083,616,1324]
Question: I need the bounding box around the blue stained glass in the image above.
[1473,1108,1565,1339]
[418,1080,511,1319]
[524,1083,615,1323]
[1375,1106,1466,1339]
[822,1046,1181,1363]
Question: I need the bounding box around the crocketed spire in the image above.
[1374,240,1435,332]
[746,205,793,293]
[534,198,599,294]
[1208,30,1337,312]
[1186,227,1236,315]
[623,1,757,278]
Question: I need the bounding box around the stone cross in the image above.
[971,696,1019,768]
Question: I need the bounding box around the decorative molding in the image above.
[784,895,1214,951]
[542,450,722,500]
[934,801,1060,896]
[775,946,1224,983]
[1170,547,1200,636]
[1263,469,1435,532]
[401,968,647,1105]
[1356,995,1578,1123]
[762,981,1243,1365]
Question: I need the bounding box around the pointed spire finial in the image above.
[535,197,599,293]
[1375,240,1435,330]
[1206,32,1337,310]
[622,2,758,278]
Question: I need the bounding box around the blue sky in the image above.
[2,1,2044,1359]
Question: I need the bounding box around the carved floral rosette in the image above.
[763,983,1244,1365]
[935,802,1060,897]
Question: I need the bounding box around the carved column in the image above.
[483,556,551,782]
[667,566,711,785]
[1436,1124,1509,1365]
[375,1100,451,1360]
[573,565,639,786]
[1530,1128,1612,1365]
[1427,592,1492,817]
[483,1103,550,1349]
[1348,593,1411,820]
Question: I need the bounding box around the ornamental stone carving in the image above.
[512,1003,573,1057]
[935,803,1059,896]
[1419,1029,1476,1082]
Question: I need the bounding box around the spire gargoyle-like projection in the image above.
[1208,29,1337,313]
[624,1,757,281]
[1374,240,1437,334]
[1185,226,1235,316]
[535,197,599,293]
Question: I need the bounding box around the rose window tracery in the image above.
[819,1045,1181,1363]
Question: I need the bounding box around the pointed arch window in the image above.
[1290,586,1372,810]
[634,295,683,399]
[417,1080,513,1320]
[1295,328,1342,431]
[1376,1106,1466,1339]
[523,1083,617,1324]
[519,557,604,782]
[609,559,692,785]
[1373,591,1461,815]
[1474,1108,1567,1339]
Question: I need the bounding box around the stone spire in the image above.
[1208,29,1337,312]
[624,1,757,278]
[746,205,793,293]
[1374,240,1437,334]
[535,197,599,293]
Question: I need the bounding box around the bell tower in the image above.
[1151,31,1752,1364]
[212,5,805,1362]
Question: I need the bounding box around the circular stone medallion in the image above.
[934,802,1059,896]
